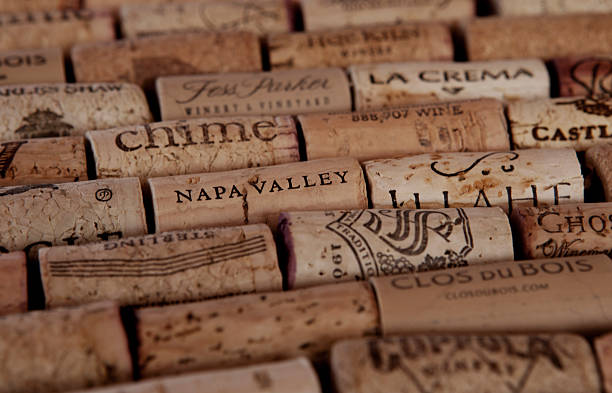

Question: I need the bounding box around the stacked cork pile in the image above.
[1,0,612,392]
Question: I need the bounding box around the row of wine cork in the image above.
[2,254,612,393]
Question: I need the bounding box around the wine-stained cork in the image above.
[268,23,452,70]
[157,68,352,120]
[137,281,378,377]
[0,301,131,393]
[0,48,64,85]
[0,137,87,186]
[586,144,612,201]
[350,59,549,110]
[553,55,612,98]
[596,333,612,393]
[39,224,282,308]
[71,32,261,90]
[331,334,600,393]
[149,158,367,232]
[0,9,114,53]
[0,0,79,13]
[279,207,514,289]
[466,14,612,61]
[70,358,321,393]
[508,97,612,151]
[364,149,583,213]
[120,0,292,38]
[0,252,27,316]
[0,83,152,141]
[88,116,299,183]
[0,178,147,254]
[492,0,612,16]
[300,99,509,161]
[512,203,612,260]
[300,0,475,31]
[371,254,612,335]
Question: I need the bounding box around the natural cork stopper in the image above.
[0,178,148,253]
[268,23,452,70]
[299,99,509,162]
[0,251,27,316]
[39,224,282,308]
[0,83,152,141]
[84,0,219,11]
[0,48,65,86]
[492,0,612,15]
[553,55,612,98]
[0,0,79,13]
[137,281,379,377]
[149,157,368,233]
[279,207,514,289]
[586,144,612,202]
[596,332,612,393]
[71,32,262,90]
[364,149,584,213]
[0,301,132,393]
[87,116,299,183]
[331,334,600,393]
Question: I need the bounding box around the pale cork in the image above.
[596,332,612,393]
[88,116,299,183]
[0,301,132,393]
[350,59,549,110]
[279,207,514,289]
[370,254,612,335]
[0,0,79,13]
[508,97,612,151]
[0,136,87,186]
[149,157,368,232]
[71,31,262,90]
[0,9,114,53]
[586,144,612,201]
[268,23,452,70]
[553,55,612,98]
[0,252,26,315]
[0,178,147,253]
[0,48,64,85]
[69,358,321,393]
[156,68,352,120]
[137,281,379,377]
[300,99,509,162]
[512,203,612,259]
[331,334,600,393]
[0,83,152,141]
[300,0,475,31]
[466,14,612,61]
[39,224,282,308]
[120,0,292,38]
[85,0,216,12]
[364,149,583,214]
[492,0,612,16]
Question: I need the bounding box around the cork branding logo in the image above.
[368,336,564,393]
[561,57,612,116]
[325,209,473,280]
[0,141,27,178]
[14,109,74,138]
[198,2,281,33]
[0,9,94,27]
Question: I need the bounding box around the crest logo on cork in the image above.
[14,109,74,138]
[560,57,612,116]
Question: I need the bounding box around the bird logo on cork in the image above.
[14,109,74,138]
[558,57,612,117]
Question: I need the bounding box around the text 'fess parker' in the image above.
[175,171,350,203]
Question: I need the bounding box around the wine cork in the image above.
[137,281,379,377]
[0,83,152,141]
[596,333,612,393]
[39,224,282,308]
[586,144,612,201]
[492,0,612,16]
[0,252,27,316]
[120,0,292,38]
[512,203,612,260]
[370,254,612,335]
[331,334,600,393]
[508,97,612,151]
[69,358,321,393]
[149,158,368,232]
[350,59,549,110]
[0,136,87,186]
[0,178,147,254]
[0,9,114,53]
[156,68,352,120]
[553,55,612,98]
[466,14,612,61]
[279,207,514,289]
[85,0,213,12]
[0,48,64,85]
[300,0,475,31]
[268,23,453,70]
[0,301,131,393]
[88,116,299,183]
[364,149,584,213]
[0,0,79,13]
[71,32,262,91]
[300,99,509,161]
